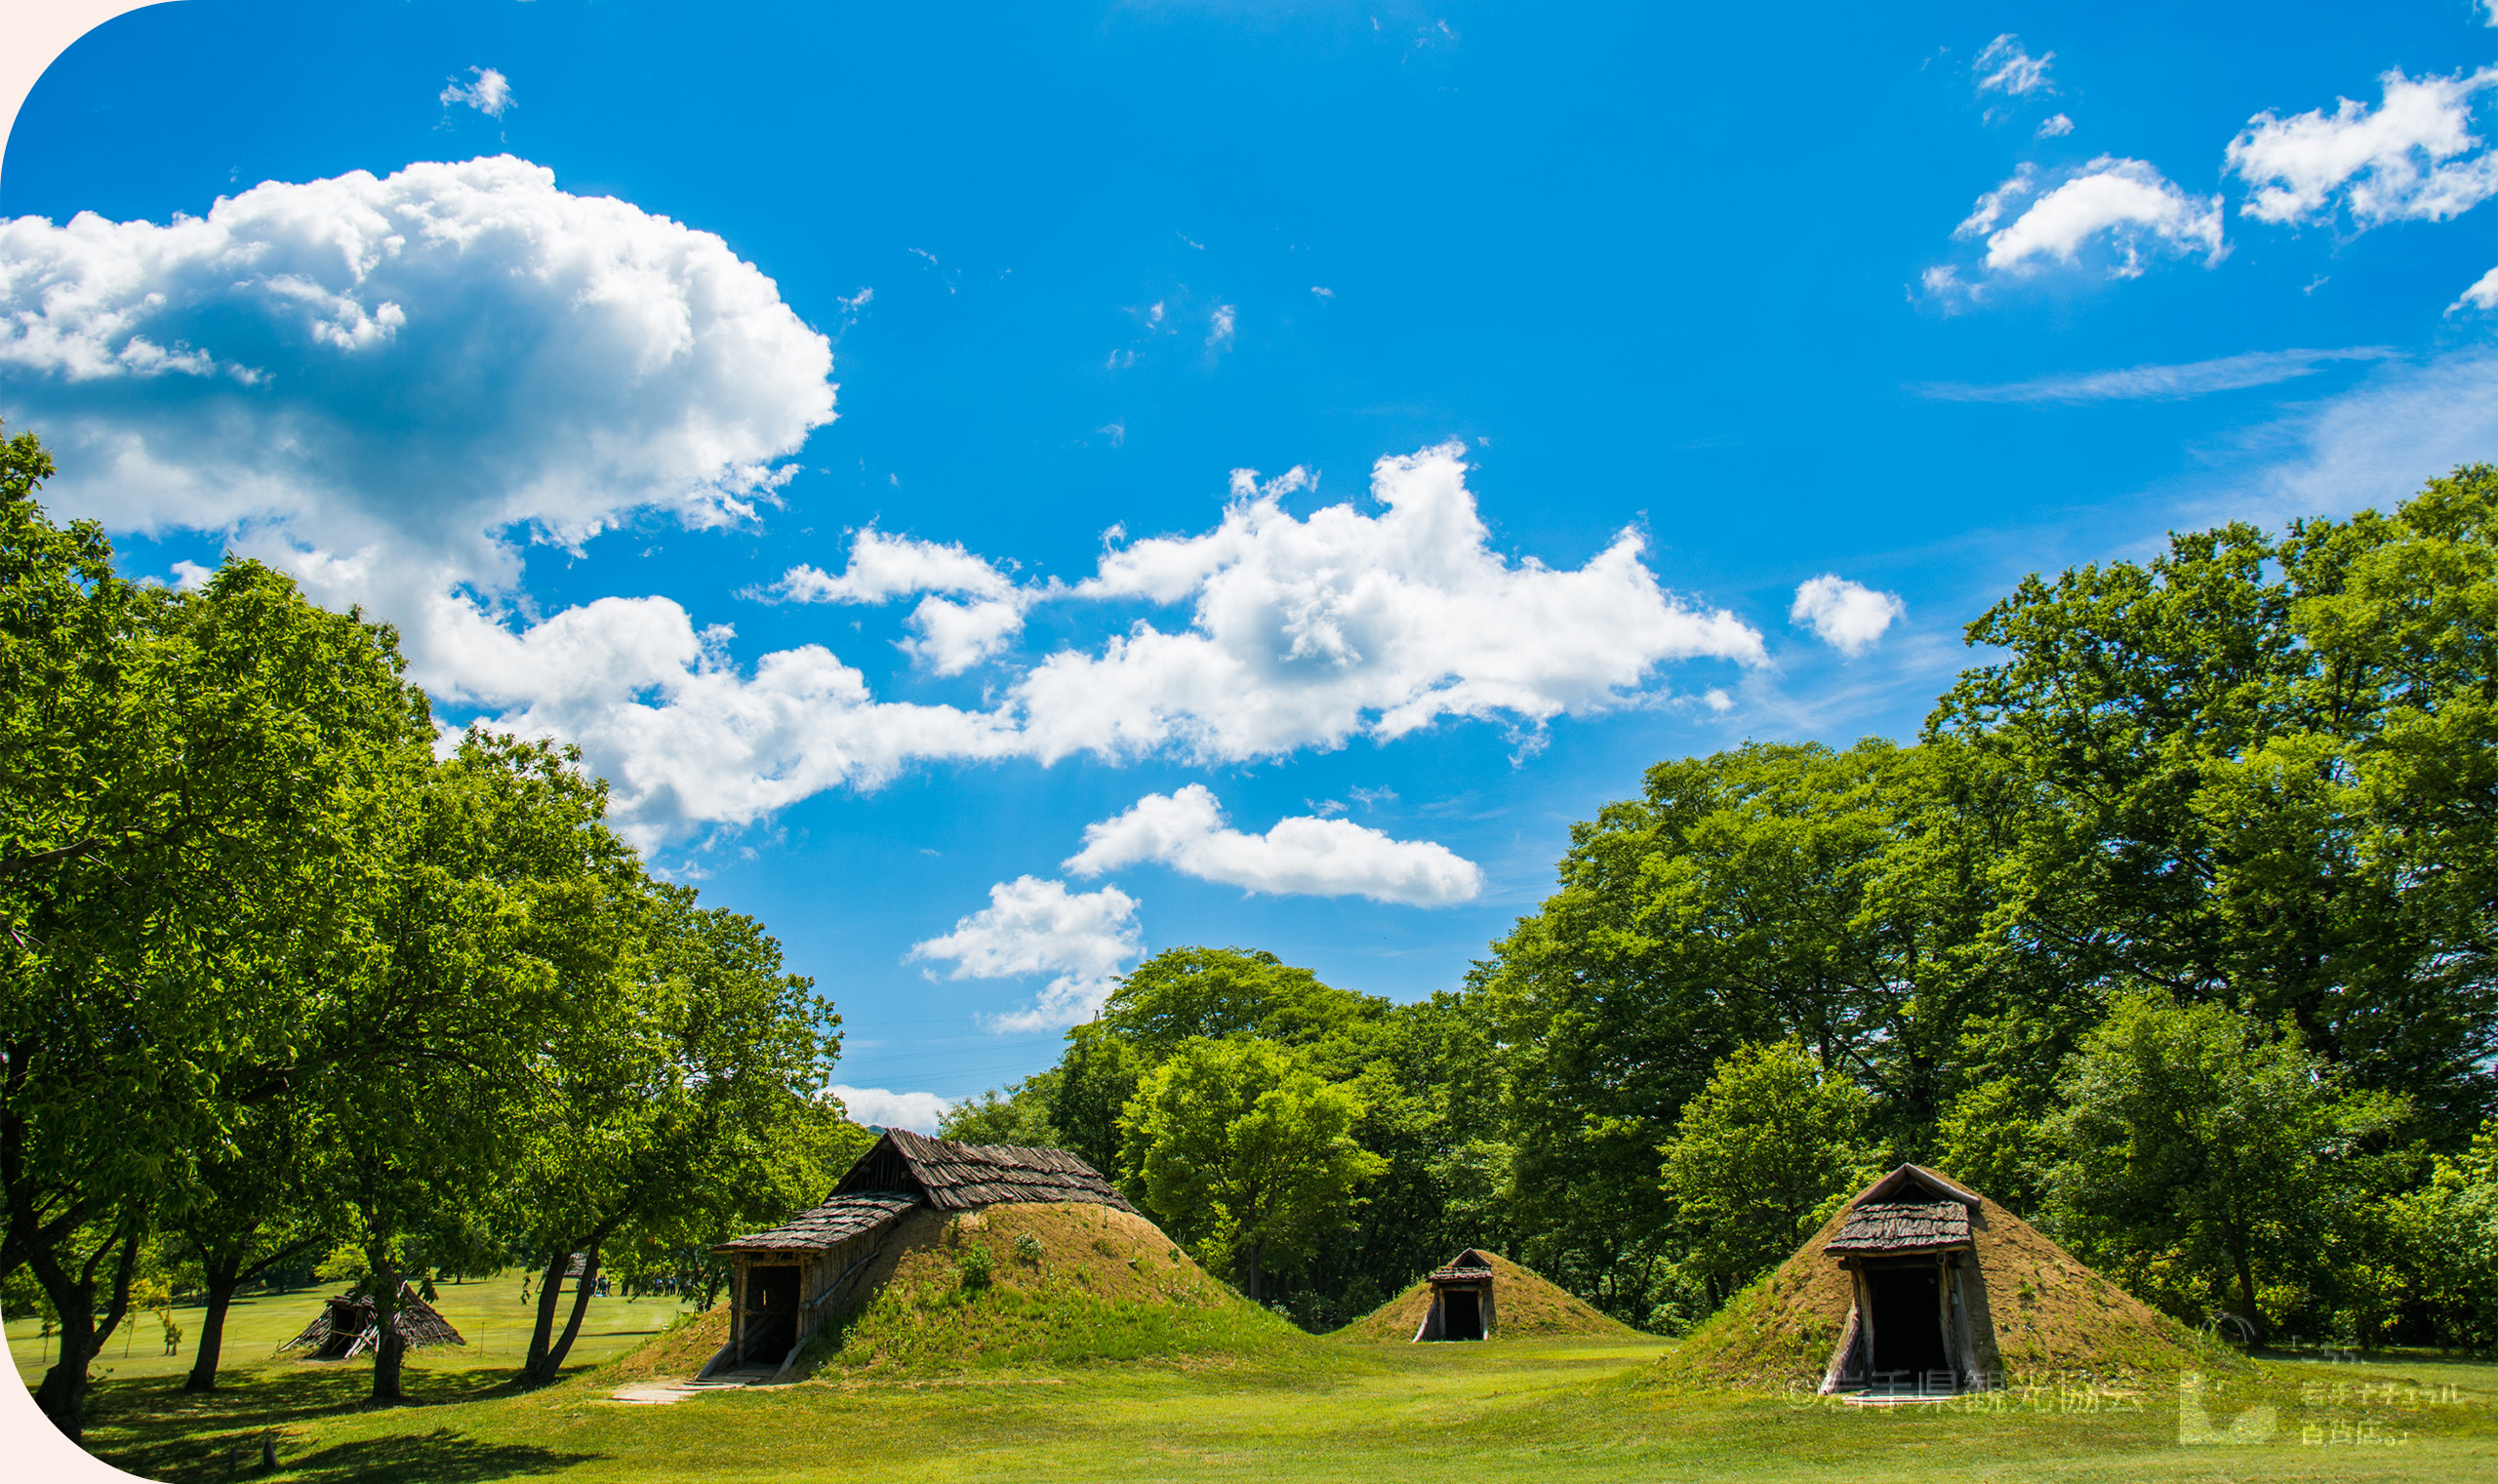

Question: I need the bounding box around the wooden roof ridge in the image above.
[831,1127,1139,1215]
[1428,1247,1498,1283]
[1852,1162,1981,1209]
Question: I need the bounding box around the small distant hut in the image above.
[709,1128,1136,1378]
[275,1283,465,1361]
[1412,1249,1498,1342]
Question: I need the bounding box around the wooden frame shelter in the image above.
[1412,1249,1499,1343]
[273,1283,464,1361]
[706,1128,1135,1380]
[1817,1164,1993,1397]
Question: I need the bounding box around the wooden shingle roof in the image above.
[831,1128,1138,1214]
[1428,1248,1496,1284]
[1826,1200,1972,1253]
[713,1193,920,1254]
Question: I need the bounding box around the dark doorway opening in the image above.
[1864,1264,1949,1384]
[1442,1289,1483,1341]
[745,1265,800,1362]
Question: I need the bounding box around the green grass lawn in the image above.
[6,1269,695,1391]
[23,1325,2498,1484]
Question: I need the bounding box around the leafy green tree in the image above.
[940,1069,1064,1147]
[307,733,621,1403]
[601,1096,871,1313]
[1658,1040,1883,1304]
[506,882,843,1382]
[164,1095,334,1391]
[1477,739,2003,1323]
[1929,472,2498,1140]
[1093,945,1388,1062]
[1048,946,1388,1176]
[0,424,436,1436]
[1290,991,1510,1328]
[2038,994,2408,1341]
[1118,1037,1385,1302]
[2388,1119,2498,1347]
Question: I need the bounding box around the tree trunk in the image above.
[31,1263,96,1442]
[1246,1240,1263,1304]
[184,1251,244,1392]
[30,1226,139,1443]
[2228,1225,2264,1345]
[531,1240,605,1381]
[367,1246,406,1403]
[522,1250,571,1379]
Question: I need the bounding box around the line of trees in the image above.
[0,423,866,1441]
[950,465,2498,1350]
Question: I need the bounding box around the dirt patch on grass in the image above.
[1336,1251,1637,1344]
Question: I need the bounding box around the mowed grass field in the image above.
[15,1318,2498,1484]
[6,1269,694,1390]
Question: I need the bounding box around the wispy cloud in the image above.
[1914,347,2397,404]
[1974,35,2054,98]
[440,66,514,119]
[2246,350,2498,522]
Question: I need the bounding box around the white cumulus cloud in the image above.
[2228,68,2498,228]
[1790,575,1905,657]
[2036,113,2075,140]
[827,1085,953,1134]
[2,164,1769,847]
[1015,446,1765,762]
[1062,782,1482,905]
[754,528,1034,675]
[1974,35,2054,98]
[439,595,1025,839]
[2452,265,2498,313]
[908,876,1144,1032]
[440,66,514,118]
[0,155,835,672]
[1938,157,2223,295]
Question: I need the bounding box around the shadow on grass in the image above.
[279,1427,597,1483]
[97,1425,595,1484]
[80,1368,581,1483]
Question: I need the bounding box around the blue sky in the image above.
[7,0,2497,1127]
